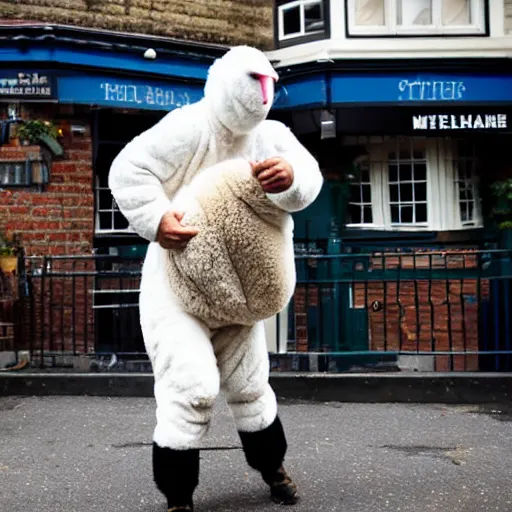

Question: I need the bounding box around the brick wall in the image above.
[289,251,487,371]
[0,105,95,359]
[0,0,274,49]
[0,137,94,256]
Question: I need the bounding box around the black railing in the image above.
[7,250,512,372]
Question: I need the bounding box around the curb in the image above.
[1,372,512,403]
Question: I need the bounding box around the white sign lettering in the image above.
[412,114,508,130]
[399,80,466,101]
[100,82,192,108]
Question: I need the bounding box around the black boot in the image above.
[238,416,298,505]
[152,442,199,511]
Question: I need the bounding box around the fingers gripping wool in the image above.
[165,159,296,328]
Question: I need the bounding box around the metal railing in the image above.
[6,249,512,372]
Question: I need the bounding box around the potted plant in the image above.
[491,178,512,250]
[0,232,19,274]
[16,120,64,156]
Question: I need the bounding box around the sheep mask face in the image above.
[204,46,279,135]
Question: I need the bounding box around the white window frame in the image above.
[347,0,486,36]
[94,175,134,235]
[278,0,326,41]
[345,136,483,232]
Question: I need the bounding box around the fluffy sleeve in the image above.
[108,104,203,242]
[258,120,323,213]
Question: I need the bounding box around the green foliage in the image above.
[491,178,512,230]
[0,231,19,257]
[16,120,59,144]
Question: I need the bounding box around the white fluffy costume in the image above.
[167,158,296,328]
[109,45,322,510]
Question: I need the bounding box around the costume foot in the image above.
[266,466,298,505]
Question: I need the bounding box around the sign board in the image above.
[411,113,508,131]
[274,72,512,110]
[287,106,512,135]
[0,71,57,100]
[58,74,204,111]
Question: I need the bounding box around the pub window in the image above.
[346,136,483,231]
[347,156,373,225]
[278,0,326,41]
[347,0,486,36]
[452,140,481,227]
[388,146,428,226]
[0,160,49,188]
[95,175,133,234]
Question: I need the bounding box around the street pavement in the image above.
[1,395,511,512]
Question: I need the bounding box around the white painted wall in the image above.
[268,0,510,68]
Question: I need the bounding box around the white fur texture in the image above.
[109,46,323,449]
[167,159,296,328]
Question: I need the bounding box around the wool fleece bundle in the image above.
[167,158,295,328]
[109,44,323,512]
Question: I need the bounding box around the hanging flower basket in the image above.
[0,254,17,274]
[16,120,64,156]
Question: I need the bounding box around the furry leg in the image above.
[215,322,298,504]
[153,442,199,511]
[215,322,277,433]
[140,244,220,449]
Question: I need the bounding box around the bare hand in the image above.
[251,157,294,194]
[156,211,199,250]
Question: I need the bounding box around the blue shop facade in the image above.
[268,60,512,372]
[270,63,512,251]
[1,25,511,370]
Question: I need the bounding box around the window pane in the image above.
[442,0,471,26]
[401,183,413,202]
[305,1,324,32]
[400,165,412,182]
[390,184,399,202]
[414,163,427,181]
[416,203,428,223]
[398,0,432,26]
[348,204,362,224]
[114,211,130,230]
[401,205,414,223]
[391,205,400,223]
[360,168,370,183]
[99,212,112,230]
[350,184,362,203]
[467,202,474,222]
[361,184,370,202]
[389,164,399,182]
[460,202,468,222]
[415,182,427,202]
[354,0,385,26]
[98,189,113,210]
[283,5,301,35]
[363,206,373,224]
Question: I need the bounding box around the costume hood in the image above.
[204,46,279,135]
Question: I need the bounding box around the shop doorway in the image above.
[92,108,163,355]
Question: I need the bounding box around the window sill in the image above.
[346,27,487,38]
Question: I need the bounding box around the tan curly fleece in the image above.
[166,159,296,329]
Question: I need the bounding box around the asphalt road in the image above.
[1,396,511,512]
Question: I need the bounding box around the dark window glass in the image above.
[283,5,301,35]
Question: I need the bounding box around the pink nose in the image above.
[257,75,275,105]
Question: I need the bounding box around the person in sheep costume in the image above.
[109,45,323,512]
